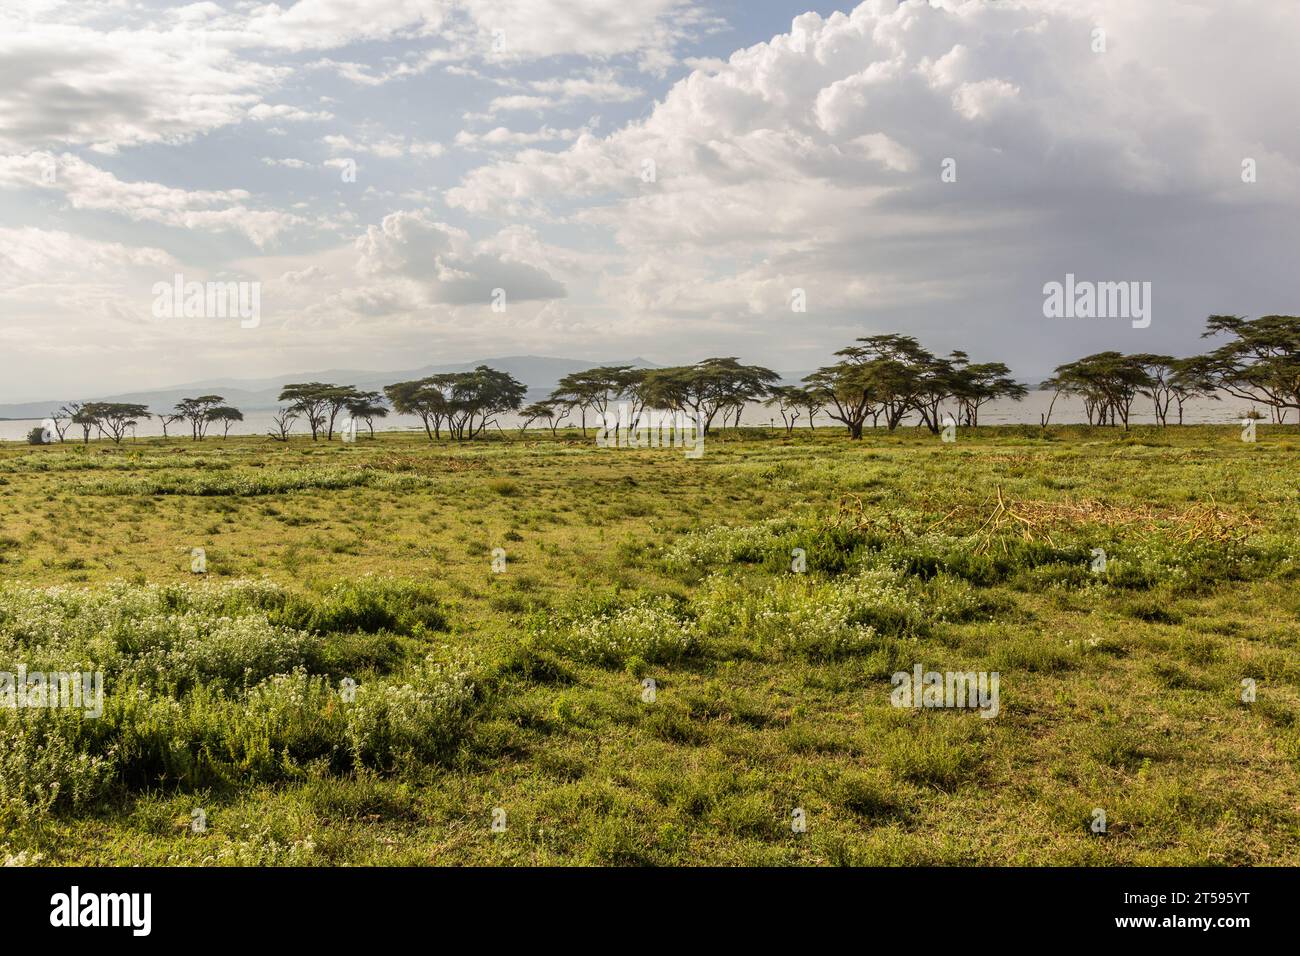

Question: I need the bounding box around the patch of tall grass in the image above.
[0,579,475,820]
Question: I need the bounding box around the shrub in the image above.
[696,574,878,660]
[695,566,925,660]
[271,578,448,637]
[662,518,802,574]
[0,581,476,796]
[541,597,700,667]
[343,656,476,769]
[0,714,115,822]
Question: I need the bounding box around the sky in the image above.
[0,0,1297,403]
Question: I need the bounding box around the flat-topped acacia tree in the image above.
[81,402,151,444]
[175,395,227,440]
[638,358,777,435]
[206,405,244,438]
[385,367,526,441]
[277,383,337,440]
[1202,314,1300,424]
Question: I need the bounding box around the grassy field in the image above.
[1,424,1298,865]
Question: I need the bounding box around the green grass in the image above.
[1,424,1298,865]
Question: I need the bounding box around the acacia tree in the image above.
[797,388,825,429]
[175,395,227,440]
[446,366,527,439]
[952,361,1027,427]
[1038,374,1063,427]
[615,368,651,431]
[1169,355,1219,425]
[765,385,809,435]
[206,406,244,438]
[909,348,965,434]
[550,366,638,437]
[550,372,597,436]
[385,378,451,440]
[277,383,336,440]
[71,406,98,444]
[156,410,185,439]
[802,337,924,437]
[637,367,693,428]
[1202,314,1300,423]
[345,390,388,437]
[386,368,526,441]
[707,357,779,430]
[803,358,877,439]
[539,398,572,436]
[322,386,365,440]
[518,402,554,436]
[1052,352,1152,429]
[640,358,777,435]
[851,335,938,430]
[82,402,150,444]
[1131,354,1180,426]
[546,369,631,439]
[50,403,80,442]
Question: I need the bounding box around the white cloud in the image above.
[353,210,566,306]
[0,227,180,368]
[447,0,1300,342]
[0,152,304,247]
[234,0,448,53]
[460,0,715,67]
[0,14,279,152]
[0,1,708,153]
[468,68,644,118]
[0,226,174,291]
[4,0,1299,398]
[322,133,444,159]
[480,94,555,115]
[248,103,335,123]
[454,125,581,150]
[527,70,642,104]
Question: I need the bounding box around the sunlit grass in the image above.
[1,424,1297,865]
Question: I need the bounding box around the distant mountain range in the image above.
[0,355,1054,421]
[0,355,663,420]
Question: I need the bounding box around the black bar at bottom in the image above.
[0,866,1279,941]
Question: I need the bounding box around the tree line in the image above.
[1042,316,1300,428]
[35,396,245,445]
[26,314,1299,444]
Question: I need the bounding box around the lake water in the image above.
[0,390,1267,443]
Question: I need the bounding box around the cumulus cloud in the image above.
[353,210,566,306]
[447,0,1300,365]
[4,0,1299,397]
